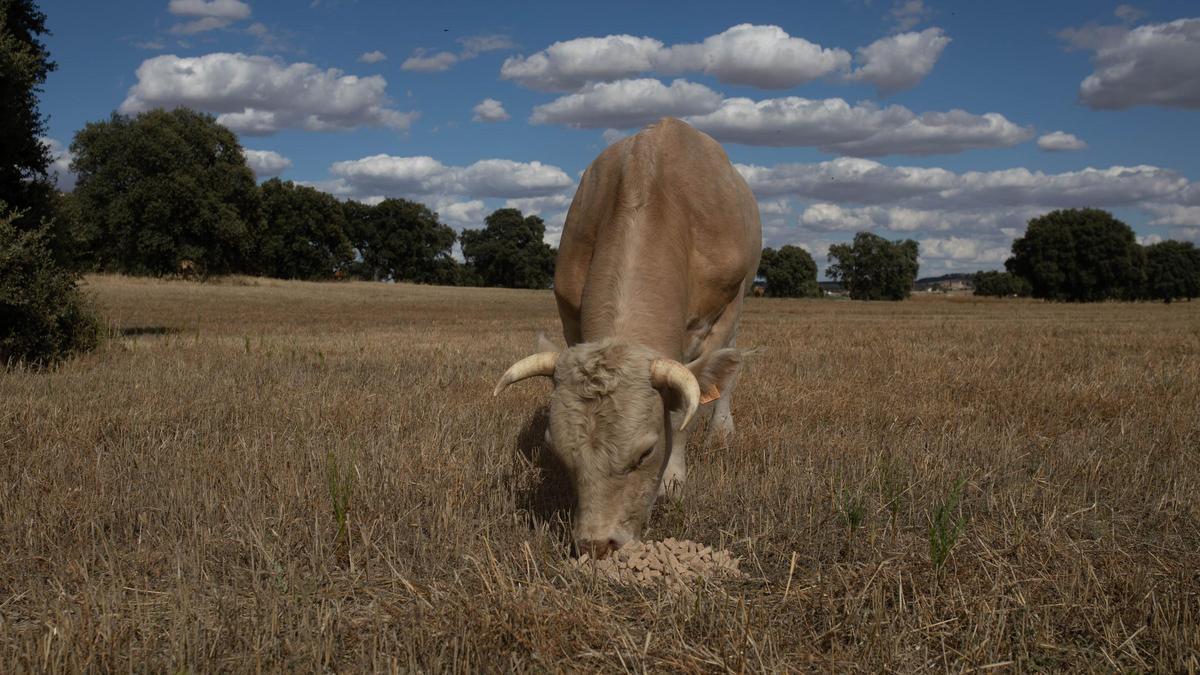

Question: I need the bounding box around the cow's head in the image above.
[495,336,740,558]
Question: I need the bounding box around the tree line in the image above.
[57,108,556,289]
[974,208,1200,303]
[46,105,924,302]
[757,232,921,300]
[757,208,1200,304]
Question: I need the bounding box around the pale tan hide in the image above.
[496,118,761,558]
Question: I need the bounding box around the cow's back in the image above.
[554,118,762,356]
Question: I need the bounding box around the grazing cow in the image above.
[177,259,198,280]
[495,118,762,558]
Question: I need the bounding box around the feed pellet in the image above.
[570,538,743,588]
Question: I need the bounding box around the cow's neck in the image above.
[578,218,689,358]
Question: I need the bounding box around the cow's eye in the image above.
[628,445,655,472]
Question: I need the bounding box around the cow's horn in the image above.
[650,359,700,431]
[493,352,559,396]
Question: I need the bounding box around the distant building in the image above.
[913,273,975,293]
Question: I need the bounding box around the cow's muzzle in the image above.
[577,538,621,560]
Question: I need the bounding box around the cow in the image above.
[494,118,762,559]
[177,259,199,280]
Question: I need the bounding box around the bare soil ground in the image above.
[2,275,1198,672]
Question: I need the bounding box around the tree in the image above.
[0,2,99,367]
[1142,240,1200,302]
[1,203,100,366]
[341,199,380,280]
[972,270,1031,297]
[257,179,353,280]
[70,108,262,276]
[1005,209,1143,302]
[0,0,56,235]
[826,232,919,300]
[362,198,458,284]
[460,208,555,289]
[758,245,820,297]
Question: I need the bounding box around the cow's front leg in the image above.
[659,426,688,500]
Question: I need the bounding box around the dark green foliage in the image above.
[0,1,99,367]
[1142,240,1200,303]
[45,189,90,268]
[460,208,555,289]
[340,199,380,280]
[972,270,1031,297]
[356,198,458,284]
[758,245,821,297]
[70,108,263,276]
[256,179,353,280]
[0,204,100,366]
[826,232,920,301]
[0,0,56,235]
[1005,209,1143,302]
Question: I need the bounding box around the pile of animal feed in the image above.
[570,538,743,589]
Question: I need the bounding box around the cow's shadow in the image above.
[514,406,575,545]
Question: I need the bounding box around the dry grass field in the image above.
[2,274,1198,672]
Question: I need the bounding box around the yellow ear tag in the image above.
[699,384,721,405]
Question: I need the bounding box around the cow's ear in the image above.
[536,332,561,353]
[685,348,742,404]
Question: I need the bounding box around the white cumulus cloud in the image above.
[501,34,665,91]
[472,98,510,122]
[119,53,417,135]
[740,156,1197,276]
[244,149,291,177]
[401,34,516,73]
[358,50,387,64]
[917,236,1011,264]
[656,24,853,89]
[1037,131,1087,151]
[167,0,250,33]
[848,28,951,94]
[685,96,1032,155]
[459,34,517,58]
[502,24,851,91]
[799,203,1042,234]
[504,194,573,216]
[739,158,1191,209]
[1146,204,1200,226]
[168,0,250,18]
[531,78,723,129]
[327,155,573,199]
[433,198,488,227]
[758,198,792,216]
[401,50,458,72]
[1066,17,1200,109]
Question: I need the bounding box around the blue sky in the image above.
[37,0,1200,277]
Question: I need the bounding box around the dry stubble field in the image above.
[2,275,1199,672]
